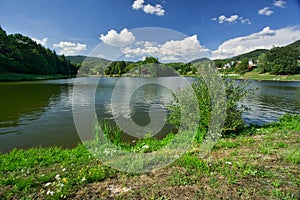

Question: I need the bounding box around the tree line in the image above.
[78,56,195,76]
[0,26,78,75]
[216,44,300,75]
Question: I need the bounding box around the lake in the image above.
[0,77,299,153]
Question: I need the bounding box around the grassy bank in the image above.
[225,71,300,81]
[0,73,75,82]
[0,115,299,199]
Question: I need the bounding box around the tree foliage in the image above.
[257,53,269,73]
[0,26,78,75]
[236,58,249,75]
[266,46,299,75]
[168,76,251,142]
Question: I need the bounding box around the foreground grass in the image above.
[225,71,300,81]
[0,115,299,199]
[0,73,75,82]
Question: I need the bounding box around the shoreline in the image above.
[1,72,300,82]
[222,72,300,82]
[0,73,76,82]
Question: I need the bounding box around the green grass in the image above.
[0,114,299,199]
[0,73,75,82]
[225,71,300,81]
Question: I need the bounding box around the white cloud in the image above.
[212,26,300,59]
[258,7,274,16]
[32,37,48,46]
[132,0,165,16]
[240,18,251,25]
[132,0,144,10]
[218,15,239,23]
[213,15,251,24]
[255,27,276,37]
[143,4,165,16]
[100,28,136,47]
[122,35,210,62]
[53,41,87,55]
[273,0,286,8]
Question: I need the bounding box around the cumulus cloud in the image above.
[32,37,48,46]
[132,0,144,10]
[212,26,300,59]
[213,14,251,24]
[122,35,210,62]
[132,0,165,16]
[255,27,276,37]
[53,41,87,55]
[258,7,274,16]
[143,4,165,16]
[218,15,239,23]
[100,28,136,47]
[273,0,286,8]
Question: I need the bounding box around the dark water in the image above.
[0,77,299,153]
[241,80,300,125]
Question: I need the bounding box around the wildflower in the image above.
[46,190,54,196]
[62,178,68,183]
[55,174,61,180]
[45,182,52,187]
[142,145,149,149]
[81,177,86,182]
[62,168,66,172]
[225,161,232,165]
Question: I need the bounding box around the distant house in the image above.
[248,60,254,66]
[248,59,257,67]
[247,59,258,71]
[223,63,231,69]
[222,61,236,69]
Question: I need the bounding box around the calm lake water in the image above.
[0,77,299,153]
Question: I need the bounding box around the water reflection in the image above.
[241,80,300,125]
[0,77,299,153]
[0,80,81,152]
[0,83,61,129]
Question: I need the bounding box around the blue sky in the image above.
[1,0,300,61]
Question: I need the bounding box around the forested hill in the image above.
[0,26,78,75]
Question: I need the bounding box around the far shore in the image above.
[0,73,76,82]
[1,71,300,82]
[223,71,300,82]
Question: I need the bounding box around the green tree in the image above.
[257,53,270,73]
[236,58,249,75]
[168,76,251,142]
[267,46,299,75]
[0,26,78,76]
[143,57,160,64]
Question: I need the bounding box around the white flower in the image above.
[45,182,52,187]
[55,174,61,180]
[142,145,149,149]
[62,168,66,172]
[46,190,54,196]
[81,177,86,182]
[225,161,232,165]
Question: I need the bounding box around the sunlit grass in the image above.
[0,114,299,199]
[227,71,300,81]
